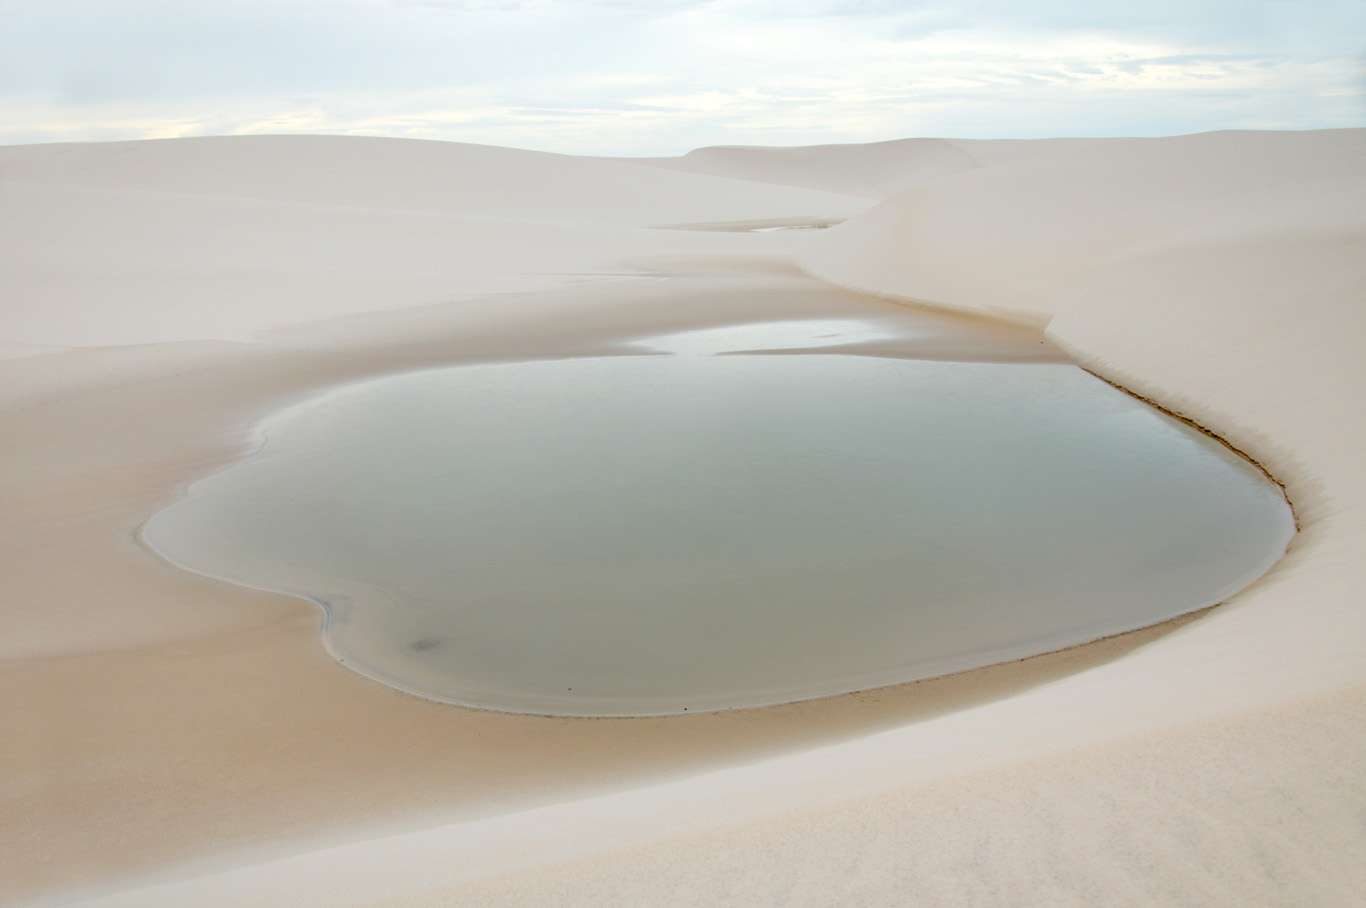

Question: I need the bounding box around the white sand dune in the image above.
[636,138,982,197]
[4,130,1364,906]
[0,135,867,224]
[637,135,1123,198]
[804,129,1366,320]
[0,136,865,348]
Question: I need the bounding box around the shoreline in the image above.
[128,290,1291,722]
[1081,368,1299,530]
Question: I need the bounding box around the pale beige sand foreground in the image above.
[3,130,1364,905]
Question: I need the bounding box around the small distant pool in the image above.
[143,320,1294,716]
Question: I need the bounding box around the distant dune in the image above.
[636,137,982,197]
[0,136,865,347]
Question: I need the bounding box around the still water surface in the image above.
[144,321,1294,715]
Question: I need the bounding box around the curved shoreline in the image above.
[1080,367,1299,530]
[135,344,1294,719]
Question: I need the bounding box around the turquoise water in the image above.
[143,329,1294,716]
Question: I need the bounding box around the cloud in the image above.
[0,0,1361,152]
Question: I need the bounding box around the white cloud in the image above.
[0,0,1361,152]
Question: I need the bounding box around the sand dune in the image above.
[0,136,865,348]
[4,130,1365,906]
[637,137,982,197]
[0,135,864,224]
[638,135,1127,199]
[803,128,1366,320]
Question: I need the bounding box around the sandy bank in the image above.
[4,130,1364,906]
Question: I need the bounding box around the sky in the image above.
[2,0,1363,154]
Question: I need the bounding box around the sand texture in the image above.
[3,130,1364,906]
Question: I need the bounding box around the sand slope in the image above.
[0,135,865,224]
[326,130,1366,905]
[2,133,1005,905]
[803,129,1366,319]
[4,130,1365,906]
[637,136,1122,198]
[357,129,1366,904]
[0,136,865,348]
[637,138,982,197]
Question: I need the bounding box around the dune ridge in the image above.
[0,136,866,348]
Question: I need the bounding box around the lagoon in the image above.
[143,321,1294,716]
